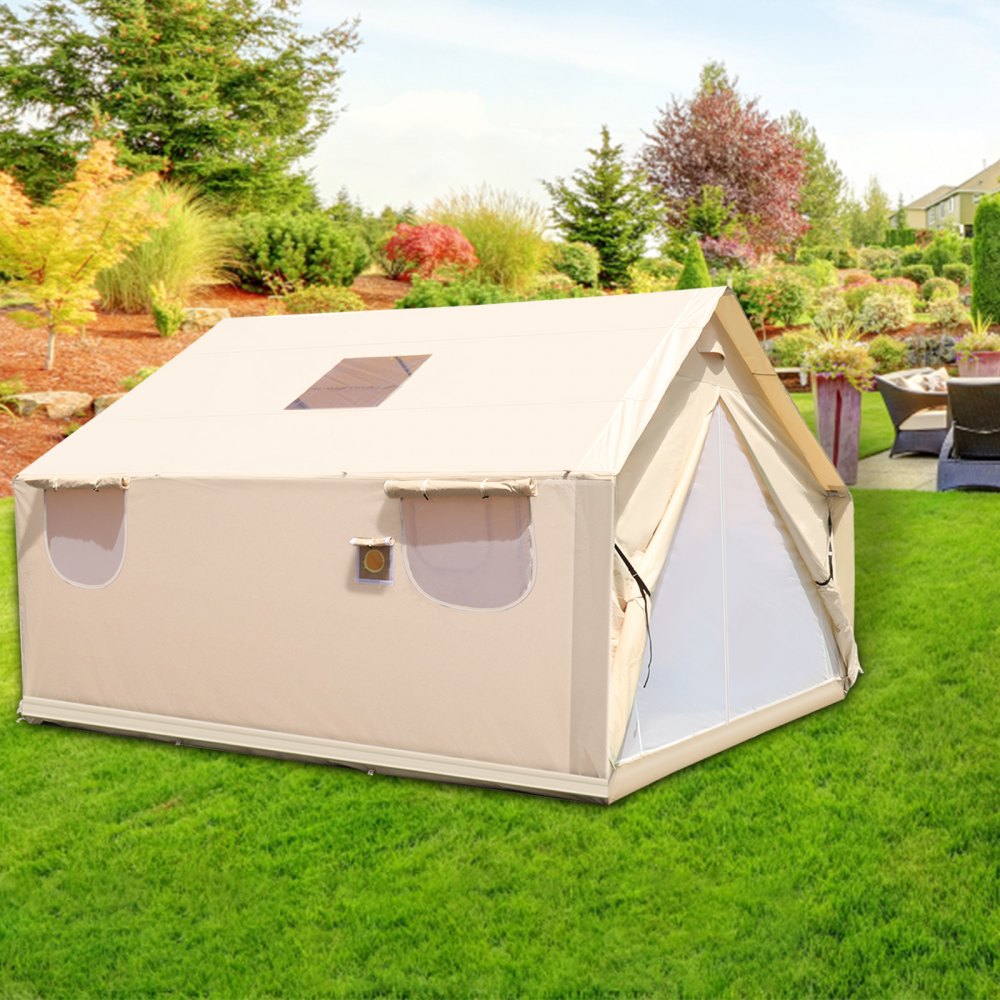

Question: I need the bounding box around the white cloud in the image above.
[312,87,573,210]
[347,89,495,138]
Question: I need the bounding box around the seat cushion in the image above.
[900,408,949,431]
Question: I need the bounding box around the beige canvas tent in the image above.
[14,287,860,802]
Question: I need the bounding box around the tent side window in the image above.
[45,488,127,588]
[400,495,535,610]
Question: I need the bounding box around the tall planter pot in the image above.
[957,350,1000,377]
[813,374,861,485]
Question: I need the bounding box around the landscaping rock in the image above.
[181,306,230,332]
[10,391,93,419]
[94,392,126,415]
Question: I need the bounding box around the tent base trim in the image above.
[17,697,611,802]
[608,678,846,803]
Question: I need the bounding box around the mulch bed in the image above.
[0,275,409,497]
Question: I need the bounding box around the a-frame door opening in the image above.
[619,405,841,761]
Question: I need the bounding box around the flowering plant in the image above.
[801,323,876,391]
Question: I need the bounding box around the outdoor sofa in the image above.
[875,368,950,457]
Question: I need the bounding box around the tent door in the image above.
[619,404,841,761]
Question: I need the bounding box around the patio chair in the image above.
[875,368,950,457]
[937,378,1000,491]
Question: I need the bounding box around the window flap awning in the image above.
[21,475,130,491]
[384,478,537,499]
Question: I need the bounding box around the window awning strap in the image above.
[384,478,537,499]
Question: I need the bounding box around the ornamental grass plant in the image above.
[97,185,234,313]
[425,187,549,292]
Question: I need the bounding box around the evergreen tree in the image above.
[784,110,846,247]
[544,125,658,287]
[0,1,360,209]
[845,177,892,246]
[676,235,711,289]
[972,194,1000,323]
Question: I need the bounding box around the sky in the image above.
[300,0,1000,216]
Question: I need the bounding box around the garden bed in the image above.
[0,276,410,496]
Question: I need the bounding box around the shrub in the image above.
[942,262,971,286]
[630,256,682,288]
[926,293,969,329]
[98,185,234,313]
[904,332,957,368]
[812,288,853,334]
[795,245,834,264]
[879,276,920,299]
[234,213,369,294]
[731,266,812,329]
[922,230,963,275]
[384,223,478,283]
[677,235,712,289]
[327,195,416,278]
[281,285,366,314]
[526,276,603,301]
[858,246,901,273]
[972,194,1000,322]
[0,376,25,398]
[120,366,158,391]
[900,247,925,266]
[798,259,838,289]
[833,246,859,269]
[149,281,184,337]
[767,332,816,368]
[921,276,958,301]
[961,238,974,264]
[548,241,600,287]
[856,288,913,333]
[841,281,881,314]
[628,266,676,294]
[395,276,516,309]
[426,187,548,291]
[885,227,915,247]
[839,269,875,288]
[901,263,934,286]
[866,334,908,374]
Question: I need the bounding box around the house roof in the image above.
[19,288,752,483]
[906,185,953,211]
[953,157,1000,195]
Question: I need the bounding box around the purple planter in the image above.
[956,350,1000,378]
[813,374,861,485]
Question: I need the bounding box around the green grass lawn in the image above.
[1,488,997,998]
[792,389,895,459]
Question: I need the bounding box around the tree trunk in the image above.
[45,323,56,371]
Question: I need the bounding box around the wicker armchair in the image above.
[875,369,950,457]
[937,378,1000,491]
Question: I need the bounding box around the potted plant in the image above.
[954,312,1000,377]
[802,323,875,485]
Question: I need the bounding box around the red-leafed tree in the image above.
[384,223,478,282]
[640,63,807,252]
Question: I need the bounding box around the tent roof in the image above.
[17,287,838,486]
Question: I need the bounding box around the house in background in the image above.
[900,185,951,230]
[902,158,1000,236]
